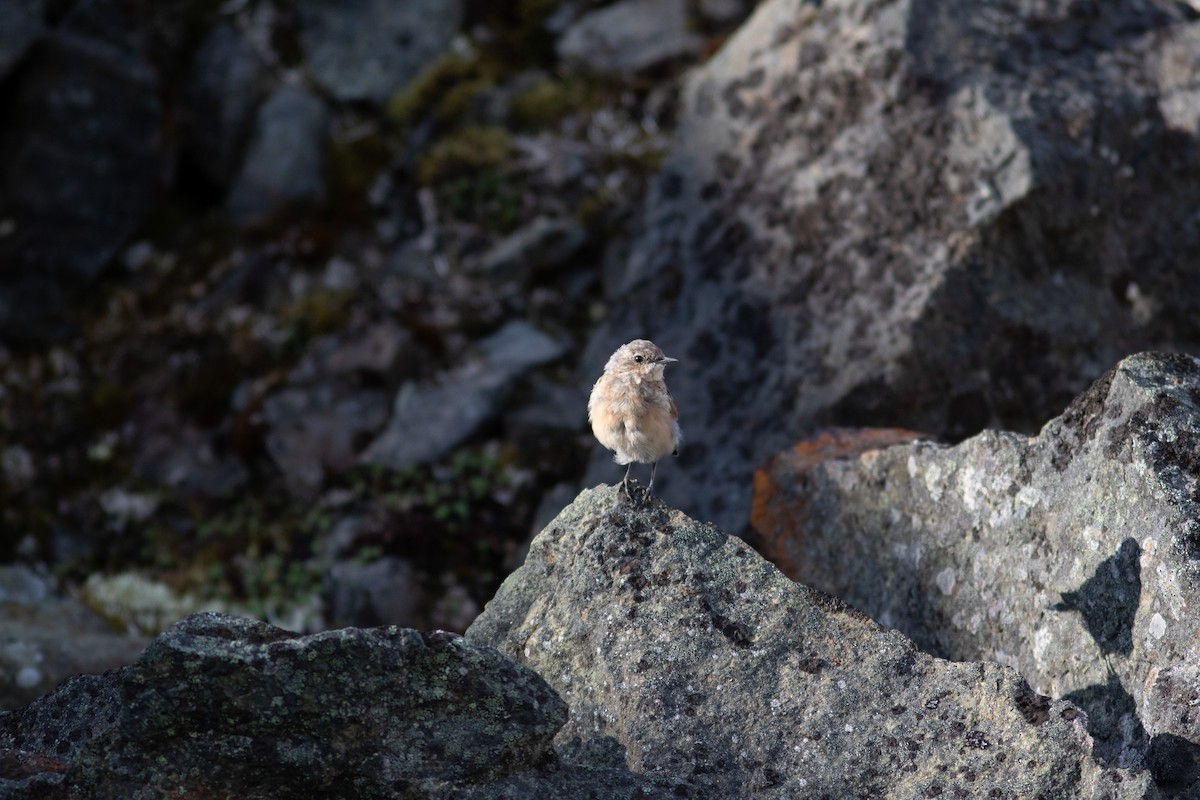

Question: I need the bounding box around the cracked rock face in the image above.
[1,614,565,798]
[584,0,1200,533]
[753,351,1200,792]
[0,613,691,799]
[468,484,1154,799]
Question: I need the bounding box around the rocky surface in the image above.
[468,484,1155,799]
[585,0,1200,532]
[752,351,1200,794]
[0,612,685,799]
[557,0,704,76]
[296,0,462,105]
[227,84,330,228]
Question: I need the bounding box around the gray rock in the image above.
[180,23,270,188]
[324,557,426,628]
[753,352,1200,790]
[695,0,749,27]
[557,0,703,76]
[227,84,329,228]
[1,612,683,799]
[296,0,461,105]
[262,383,390,498]
[0,566,147,710]
[362,321,567,470]
[0,0,42,79]
[585,0,1200,533]
[480,216,590,282]
[0,31,162,344]
[130,406,249,500]
[468,485,1157,799]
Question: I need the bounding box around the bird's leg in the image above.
[621,462,633,498]
[641,461,658,505]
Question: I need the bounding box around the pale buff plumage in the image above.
[588,339,680,499]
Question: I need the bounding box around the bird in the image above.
[588,339,681,502]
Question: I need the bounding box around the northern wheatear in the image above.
[588,339,680,501]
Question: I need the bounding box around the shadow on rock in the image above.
[1060,666,1148,769]
[1052,537,1141,656]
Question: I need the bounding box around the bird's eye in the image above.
[633,355,644,363]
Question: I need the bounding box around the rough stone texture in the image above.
[752,352,1200,793]
[0,30,162,345]
[583,0,1200,533]
[0,613,685,799]
[468,485,1155,799]
[227,84,329,228]
[296,0,461,105]
[557,0,703,76]
[362,321,568,471]
[0,566,146,710]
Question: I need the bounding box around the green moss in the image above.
[280,288,354,342]
[418,126,513,185]
[388,51,506,128]
[326,126,394,208]
[508,79,582,131]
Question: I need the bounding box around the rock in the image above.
[0,566,146,710]
[557,0,703,76]
[296,0,461,105]
[316,319,416,379]
[262,383,390,498]
[695,0,750,27]
[750,427,925,580]
[361,321,567,470]
[179,23,270,188]
[129,406,249,500]
[752,352,1200,789]
[480,216,590,282]
[1,612,683,798]
[0,0,43,79]
[226,84,329,228]
[323,557,426,628]
[0,31,162,345]
[467,485,1156,798]
[585,0,1200,532]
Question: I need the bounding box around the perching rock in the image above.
[296,0,461,105]
[0,613,686,799]
[753,352,1200,793]
[468,484,1155,799]
[584,0,1200,533]
[557,0,703,76]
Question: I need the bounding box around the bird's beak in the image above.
[660,356,678,364]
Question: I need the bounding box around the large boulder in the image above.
[584,0,1200,532]
[753,351,1200,792]
[0,613,687,799]
[468,485,1155,798]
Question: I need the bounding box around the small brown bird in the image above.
[588,339,681,501]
